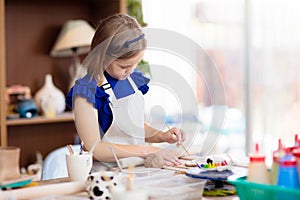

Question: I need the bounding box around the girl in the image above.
[66,13,185,167]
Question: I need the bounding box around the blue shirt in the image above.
[66,70,150,138]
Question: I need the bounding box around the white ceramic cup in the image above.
[66,152,93,181]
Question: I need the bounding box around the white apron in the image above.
[101,76,146,145]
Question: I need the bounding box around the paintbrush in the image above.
[109,146,123,172]
[166,124,190,156]
[126,165,134,191]
[89,139,98,154]
[79,141,84,155]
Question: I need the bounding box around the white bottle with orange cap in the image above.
[247,143,271,184]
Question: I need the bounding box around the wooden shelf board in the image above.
[6,112,74,126]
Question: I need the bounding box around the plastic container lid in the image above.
[250,143,265,162]
[292,148,300,158]
[273,139,285,161]
[286,134,300,152]
[279,158,297,166]
[279,152,297,166]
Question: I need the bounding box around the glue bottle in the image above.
[292,148,300,184]
[271,139,285,185]
[247,143,270,184]
[277,148,299,189]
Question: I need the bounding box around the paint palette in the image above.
[186,168,233,181]
[192,154,233,172]
[195,159,232,172]
[185,155,244,196]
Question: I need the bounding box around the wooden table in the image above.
[0,178,87,200]
[0,168,242,200]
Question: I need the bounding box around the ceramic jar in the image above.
[34,74,66,117]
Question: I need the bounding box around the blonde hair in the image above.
[83,13,146,84]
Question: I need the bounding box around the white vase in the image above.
[34,74,66,117]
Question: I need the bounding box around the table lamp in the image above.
[50,19,95,88]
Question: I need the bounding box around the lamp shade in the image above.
[50,19,95,57]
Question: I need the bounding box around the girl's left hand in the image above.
[162,127,186,145]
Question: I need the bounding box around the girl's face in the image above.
[106,50,145,80]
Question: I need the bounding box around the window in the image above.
[247,0,300,159]
[142,0,300,161]
[142,0,245,156]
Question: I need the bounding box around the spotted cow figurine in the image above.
[87,172,118,200]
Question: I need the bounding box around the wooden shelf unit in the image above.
[0,0,126,167]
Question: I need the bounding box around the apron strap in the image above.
[100,75,139,105]
[127,76,139,92]
[100,77,117,103]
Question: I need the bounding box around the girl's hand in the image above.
[161,127,186,145]
[154,149,181,166]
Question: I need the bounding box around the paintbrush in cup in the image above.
[79,141,84,155]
